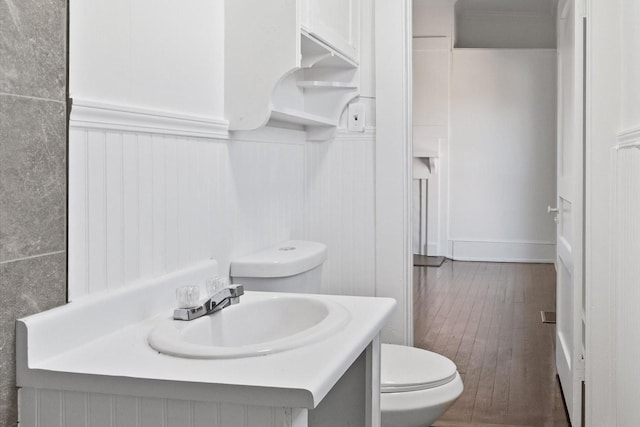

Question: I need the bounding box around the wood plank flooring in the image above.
[414,261,570,427]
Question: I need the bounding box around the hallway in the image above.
[414,261,570,427]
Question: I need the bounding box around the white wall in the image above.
[622,1,640,131]
[585,1,640,424]
[360,0,376,99]
[413,0,455,38]
[68,0,379,301]
[412,1,455,259]
[68,0,306,299]
[70,0,224,118]
[449,49,557,262]
[412,37,451,257]
[583,3,618,420]
[455,12,556,49]
[611,1,640,425]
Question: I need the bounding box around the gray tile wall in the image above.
[0,0,68,425]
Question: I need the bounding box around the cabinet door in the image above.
[305,0,360,61]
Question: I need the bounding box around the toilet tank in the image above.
[230,240,327,293]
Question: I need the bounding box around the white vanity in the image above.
[16,260,394,427]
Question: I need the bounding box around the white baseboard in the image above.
[451,240,556,263]
[412,242,440,257]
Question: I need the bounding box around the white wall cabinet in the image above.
[301,0,361,61]
[226,0,360,140]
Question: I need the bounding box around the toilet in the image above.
[230,240,464,427]
[380,344,463,427]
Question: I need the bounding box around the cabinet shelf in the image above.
[297,81,359,90]
[413,150,439,158]
[301,33,358,69]
[270,107,335,127]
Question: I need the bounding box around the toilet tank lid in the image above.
[230,241,327,278]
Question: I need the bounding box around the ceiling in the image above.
[455,0,559,18]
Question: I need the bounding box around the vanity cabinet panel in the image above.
[18,341,380,427]
[18,390,298,427]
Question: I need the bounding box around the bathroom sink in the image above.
[148,294,351,359]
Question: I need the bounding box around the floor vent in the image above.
[540,311,556,324]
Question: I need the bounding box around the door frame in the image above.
[374,0,414,345]
[583,0,620,425]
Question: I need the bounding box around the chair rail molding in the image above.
[617,127,640,150]
[334,127,376,140]
[70,99,229,139]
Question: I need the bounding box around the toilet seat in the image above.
[381,344,458,393]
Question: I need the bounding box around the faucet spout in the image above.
[173,284,244,321]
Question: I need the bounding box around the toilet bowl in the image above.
[230,240,463,426]
[381,344,463,427]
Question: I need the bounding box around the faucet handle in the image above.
[176,285,201,308]
[227,284,244,297]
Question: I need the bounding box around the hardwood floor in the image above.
[413,261,571,427]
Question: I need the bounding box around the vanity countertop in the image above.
[16,261,395,409]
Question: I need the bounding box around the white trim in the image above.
[230,126,307,145]
[616,127,640,150]
[450,238,557,245]
[451,240,556,263]
[334,127,376,140]
[457,10,555,20]
[70,99,229,139]
[452,48,558,53]
[453,256,556,263]
[374,0,413,346]
[560,0,571,20]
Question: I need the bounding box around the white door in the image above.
[554,0,585,425]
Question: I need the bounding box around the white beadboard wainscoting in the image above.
[68,102,306,300]
[19,388,304,427]
[305,129,376,297]
[612,130,640,426]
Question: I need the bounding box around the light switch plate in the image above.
[348,103,365,132]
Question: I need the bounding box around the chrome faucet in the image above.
[173,284,244,321]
